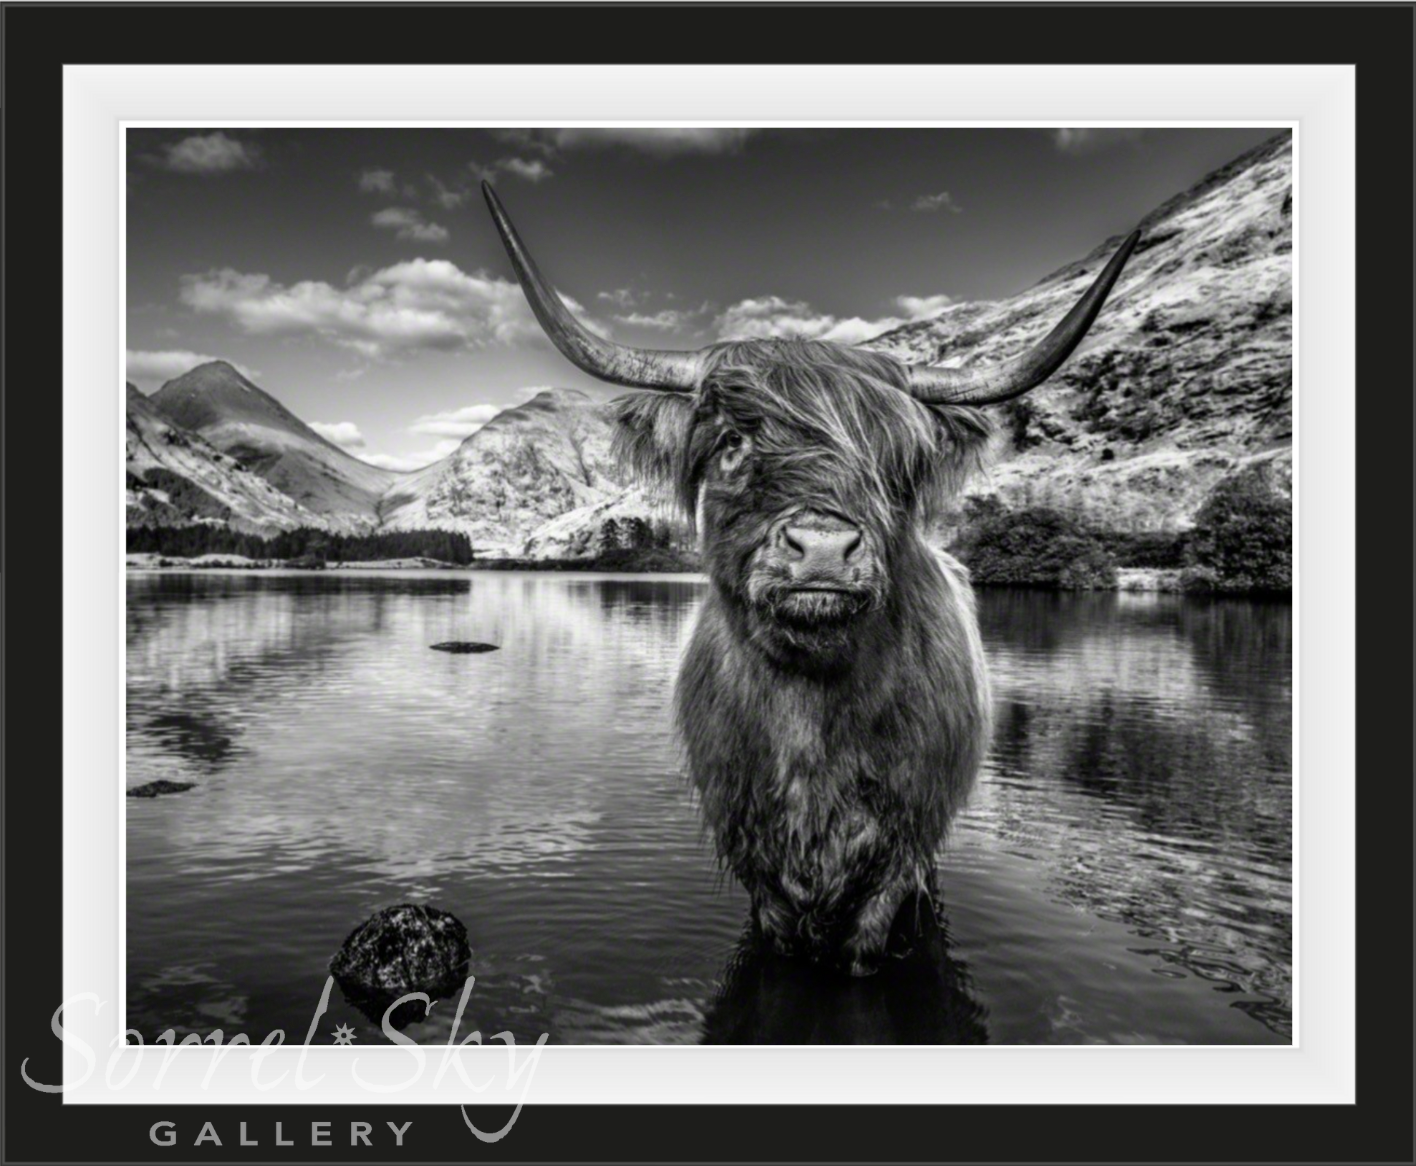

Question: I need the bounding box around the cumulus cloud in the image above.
[309,421,366,449]
[895,293,955,319]
[713,297,892,345]
[613,305,711,333]
[358,168,398,194]
[1051,128,1143,155]
[370,207,450,243]
[179,258,572,361]
[495,157,553,183]
[426,174,468,208]
[157,132,262,175]
[469,155,556,186]
[911,191,963,214]
[494,127,757,158]
[125,349,259,391]
[598,288,641,309]
[359,439,462,473]
[712,292,953,346]
[408,403,503,439]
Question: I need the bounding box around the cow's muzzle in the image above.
[777,512,867,581]
[754,511,879,626]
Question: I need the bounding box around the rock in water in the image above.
[429,641,500,654]
[127,780,196,798]
[329,904,471,995]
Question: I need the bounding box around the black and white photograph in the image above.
[121,124,1294,1048]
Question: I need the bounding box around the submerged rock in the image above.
[127,780,196,798]
[330,904,471,997]
[429,641,500,654]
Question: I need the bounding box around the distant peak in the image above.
[524,387,591,405]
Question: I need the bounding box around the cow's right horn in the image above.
[483,182,702,393]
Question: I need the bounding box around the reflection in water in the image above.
[126,573,1291,1044]
[704,897,987,1044]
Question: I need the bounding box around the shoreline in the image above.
[123,556,1287,596]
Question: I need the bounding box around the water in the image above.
[125,571,1292,1045]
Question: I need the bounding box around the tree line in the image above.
[126,525,476,565]
[951,464,1291,594]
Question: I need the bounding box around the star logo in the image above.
[331,1023,357,1045]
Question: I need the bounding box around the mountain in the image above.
[865,132,1292,533]
[126,383,322,532]
[151,361,397,530]
[377,389,633,556]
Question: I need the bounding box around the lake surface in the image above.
[126,571,1292,1045]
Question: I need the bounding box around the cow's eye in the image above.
[719,429,750,472]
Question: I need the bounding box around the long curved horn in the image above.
[908,229,1141,405]
[482,182,701,393]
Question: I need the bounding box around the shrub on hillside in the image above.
[1182,466,1291,594]
[953,506,1119,589]
[1101,529,1189,569]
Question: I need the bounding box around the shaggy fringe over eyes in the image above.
[610,339,994,525]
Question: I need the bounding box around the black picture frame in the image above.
[3,4,1411,1163]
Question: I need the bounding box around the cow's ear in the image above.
[609,392,696,502]
[922,403,994,486]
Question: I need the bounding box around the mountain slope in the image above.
[866,132,1292,531]
[378,389,631,555]
[151,362,397,529]
[127,383,322,533]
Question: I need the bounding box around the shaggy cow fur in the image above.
[612,339,994,975]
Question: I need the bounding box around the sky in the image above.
[126,125,1279,472]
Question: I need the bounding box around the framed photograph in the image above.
[4,4,1410,1163]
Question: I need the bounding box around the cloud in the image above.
[359,439,462,473]
[495,156,553,183]
[309,421,366,449]
[490,129,560,157]
[895,293,955,319]
[157,133,262,175]
[911,191,963,214]
[370,207,450,243]
[179,258,564,361]
[613,305,710,332]
[470,156,556,186]
[713,297,895,346]
[426,174,468,208]
[712,291,953,346]
[598,288,640,309]
[358,168,398,194]
[125,349,259,391]
[494,127,757,159]
[408,403,503,439]
[1051,128,1144,155]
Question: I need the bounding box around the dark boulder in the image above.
[127,780,196,798]
[330,904,470,998]
[429,642,500,654]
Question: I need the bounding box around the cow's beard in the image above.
[757,582,874,628]
[738,573,884,669]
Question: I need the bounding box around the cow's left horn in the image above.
[907,229,1142,406]
[482,182,701,393]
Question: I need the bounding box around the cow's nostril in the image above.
[781,526,807,559]
[842,530,862,561]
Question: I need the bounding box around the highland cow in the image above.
[484,183,1139,974]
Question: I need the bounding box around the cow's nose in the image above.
[782,520,863,571]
